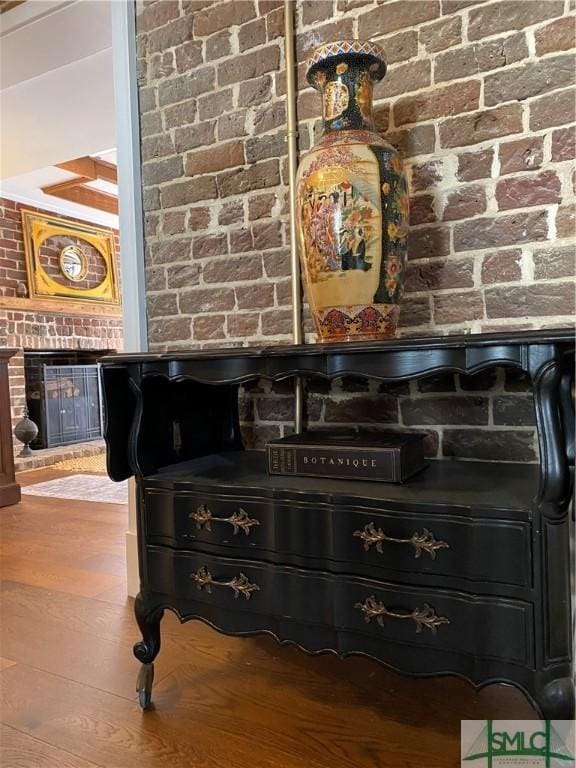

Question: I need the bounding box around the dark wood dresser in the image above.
[100,329,575,717]
[0,349,20,508]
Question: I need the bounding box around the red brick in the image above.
[142,155,182,186]
[410,195,436,226]
[163,98,197,129]
[440,104,523,149]
[185,141,245,175]
[442,185,486,221]
[499,137,543,176]
[552,126,576,162]
[398,295,431,326]
[137,1,179,34]
[218,201,244,226]
[148,16,193,54]
[229,228,254,254]
[435,34,527,83]
[297,19,354,58]
[420,15,461,53]
[218,159,280,197]
[249,193,276,220]
[481,249,522,285]
[454,211,548,252]
[383,60,431,98]
[496,171,561,211]
[405,259,474,293]
[556,204,575,239]
[147,293,178,318]
[358,1,440,38]
[485,284,575,318]
[530,89,576,131]
[218,45,281,86]
[205,30,232,62]
[194,1,256,37]
[325,396,398,424]
[410,160,443,192]
[394,80,480,126]
[266,7,284,40]
[179,287,235,314]
[218,111,248,141]
[386,125,436,157]
[443,429,536,462]
[434,291,484,324]
[533,246,576,280]
[535,16,575,56]
[189,207,211,231]
[239,18,266,51]
[408,225,451,260]
[401,396,488,425]
[456,149,494,182]
[148,317,191,343]
[173,120,215,153]
[236,283,274,310]
[198,89,233,121]
[161,176,218,207]
[192,233,228,259]
[252,221,282,250]
[468,0,564,40]
[375,30,418,64]
[193,315,226,340]
[174,40,203,74]
[301,0,334,25]
[227,313,260,337]
[238,76,273,107]
[203,255,263,283]
[484,55,575,107]
[162,211,186,235]
[261,308,292,335]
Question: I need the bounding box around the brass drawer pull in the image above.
[190,565,260,600]
[355,595,450,635]
[189,504,260,535]
[354,522,449,559]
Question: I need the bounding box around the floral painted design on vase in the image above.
[296,40,409,342]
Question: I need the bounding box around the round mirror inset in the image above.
[59,245,88,282]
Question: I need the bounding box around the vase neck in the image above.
[318,63,376,134]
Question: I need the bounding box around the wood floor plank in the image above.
[0,724,102,768]
[0,664,327,768]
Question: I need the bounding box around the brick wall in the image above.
[136,0,575,461]
[0,197,123,435]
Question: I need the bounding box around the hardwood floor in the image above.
[1,468,534,768]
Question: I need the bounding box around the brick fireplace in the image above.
[0,197,123,462]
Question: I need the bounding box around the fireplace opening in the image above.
[24,351,112,449]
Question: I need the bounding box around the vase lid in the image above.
[306,39,386,86]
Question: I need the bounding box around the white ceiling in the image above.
[0,0,118,227]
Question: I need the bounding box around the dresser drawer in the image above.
[143,488,531,587]
[145,547,534,666]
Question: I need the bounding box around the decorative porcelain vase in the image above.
[296,40,409,342]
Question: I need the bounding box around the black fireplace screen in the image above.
[26,363,103,448]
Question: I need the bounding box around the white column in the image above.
[111,0,147,597]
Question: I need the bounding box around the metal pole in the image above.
[284,0,304,433]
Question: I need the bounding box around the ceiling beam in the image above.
[56,156,118,184]
[42,184,119,215]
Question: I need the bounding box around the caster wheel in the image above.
[137,663,154,710]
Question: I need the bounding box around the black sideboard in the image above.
[100,329,575,717]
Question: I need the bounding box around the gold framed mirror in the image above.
[21,210,121,307]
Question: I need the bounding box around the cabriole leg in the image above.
[133,593,164,710]
[534,678,575,720]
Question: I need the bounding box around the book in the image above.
[266,430,428,483]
